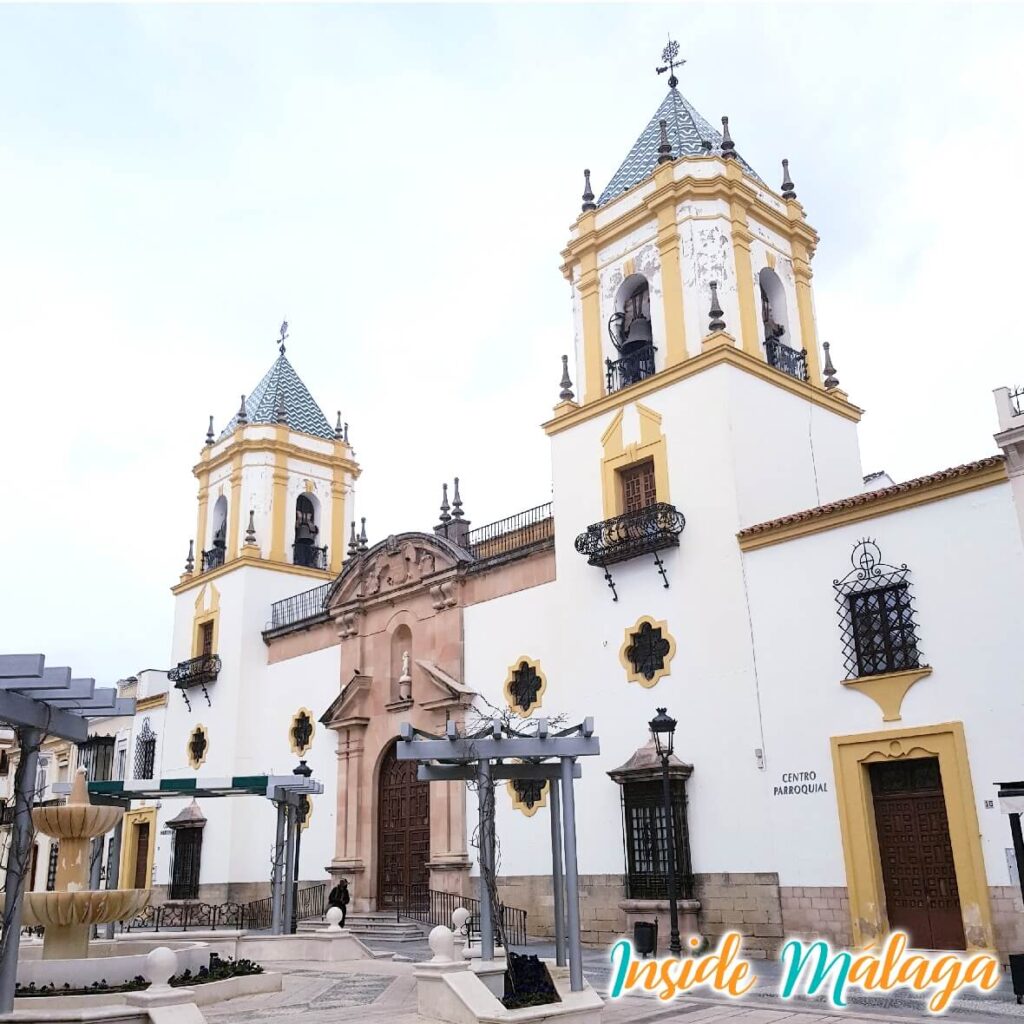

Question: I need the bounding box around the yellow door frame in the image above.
[831,721,993,951]
[119,806,157,890]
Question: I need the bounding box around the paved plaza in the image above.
[201,937,1024,1024]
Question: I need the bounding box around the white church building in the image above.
[100,69,1024,958]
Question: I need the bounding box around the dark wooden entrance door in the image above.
[869,758,965,949]
[133,822,150,889]
[377,742,430,909]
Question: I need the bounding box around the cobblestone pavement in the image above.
[203,948,1024,1024]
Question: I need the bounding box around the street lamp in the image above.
[291,759,313,933]
[649,707,682,957]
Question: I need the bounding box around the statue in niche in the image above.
[399,650,412,701]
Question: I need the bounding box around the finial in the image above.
[347,520,359,559]
[237,395,248,426]
[720,117,736,158]
[439,483,451,526]
[781,158,796,200]
[335,411,344,440]
[657,119,673,164]
[244,510,257,546]
[275,388,288,424]
[823,341,840,390]
[559,354,575,401]
[344,422,349,443]
[278,319,289,356]
[185,539,195,574]
[205,416,215,446]
[452,478,464,521]
[581,169,596,212]
[358,517,368,553]
[708,281,726,332]
[655,37,685,90]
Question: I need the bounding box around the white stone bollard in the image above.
[428,925,456,963]
[451,907,470,956]
[324,906,344,933]
[144,946,178,992]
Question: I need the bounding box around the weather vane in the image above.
[656,37,685,89]
[278,319,289,356]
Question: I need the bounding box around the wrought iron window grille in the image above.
[574,502,686,601]
[606,344,657,394]
[78,736,116,782]
[511,778,545,810]
[621,779,693,901]
[626,622,672,683]
[765,337,809,382]
[291,711,314,754]
[508,663,543,714]
[169,654,221,710]
[833,539,924,680]
[134,719,156,780]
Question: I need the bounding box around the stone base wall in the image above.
[496,874,626,946]
[779,886,852,947]
[990,886,1024,959]
[693,873,783,959]
[150,878,325,907]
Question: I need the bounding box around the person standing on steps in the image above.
[327,878,350,927]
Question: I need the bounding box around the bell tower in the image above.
[549,43,865,534]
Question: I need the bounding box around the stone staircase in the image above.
[298,910,428,942]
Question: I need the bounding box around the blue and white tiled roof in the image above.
[597,88,763,207]
[218,352,334,441]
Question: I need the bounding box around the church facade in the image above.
[113,73,1024,958]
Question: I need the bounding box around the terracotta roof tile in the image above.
[738,455,1006,539]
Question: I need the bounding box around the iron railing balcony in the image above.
[465,502,553,559]
[168,653,221,691]
[201,545,226,571]
[606,344,657,393]
[575,502,686,568]
[269,582,332,631]
[293,543,328,570]
[765,337,809,382]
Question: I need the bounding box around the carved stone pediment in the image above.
[320,673,372,729]
[327,532,468,610]
[415,660,476,711]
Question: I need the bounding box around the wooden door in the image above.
[133,822,150,889]
[870,758,965,949]
[377,743,430,909]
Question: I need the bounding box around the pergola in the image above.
[0,654,138,1013]
[397,716,600,993]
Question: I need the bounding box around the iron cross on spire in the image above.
[278,319,289,355]
[656,37,685,89]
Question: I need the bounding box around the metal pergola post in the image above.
[476,758,495,961]
[548,776,566,967]
[1010,812,1024,904]
[282,803,296,935]
[0,727,42,1014]
[291,806,302,933]
[559,755,583,993]
[271,799,287,935]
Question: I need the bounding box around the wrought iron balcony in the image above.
[765,337,809,382]
[201,546,225,571]
[575,502,686,600]
[168,654,221,691]
[606,344,657,394]
[293,543,328,570]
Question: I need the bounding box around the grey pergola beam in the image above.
[27,678,95,701]
[46,688,116,711]
[0,666,72,692]
[0,654,45,679]
[418,763,583,782]
[0,689,88,742]
[397,736,600,761]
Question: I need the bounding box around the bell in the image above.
[623,315,652,349]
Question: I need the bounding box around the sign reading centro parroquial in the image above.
[773,770,828,797]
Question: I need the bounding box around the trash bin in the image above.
[1009,953,1024,1004]
[633,920,658,959]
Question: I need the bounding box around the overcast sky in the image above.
[2,3,1022,682]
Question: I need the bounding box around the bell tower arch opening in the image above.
[292,492,323,567]
[607,273,656,391]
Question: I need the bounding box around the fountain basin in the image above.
[22,889,152,927]
[32,802,122,840]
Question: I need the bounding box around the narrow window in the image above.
[0,751,9,776]
[199,621,214,656]
[620,459,657,514]
[169,827,203,900]
[621,779,692,900]
[134,719,157,780]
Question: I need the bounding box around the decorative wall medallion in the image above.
[289,708,315,755]
[187,725,209,770]
[507,778,548,817]
[297,793,313,832]
[503,656,547,718]
[620,616,676,688]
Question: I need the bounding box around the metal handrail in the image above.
[765,337,809,381]
[574,502,686,567]
[394,887,527,946]
[168,654,221,690]
[606,343,657,393]
[269,583,332,630]
[466,503,553,559]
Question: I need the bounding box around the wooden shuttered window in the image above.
[620,460,657,513]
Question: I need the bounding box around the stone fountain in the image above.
[21,768,152,959]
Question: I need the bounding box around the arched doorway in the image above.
[377,741,430,909]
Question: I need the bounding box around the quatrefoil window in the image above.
[289,708,315,756]
[620,616,676,688]
[507,777,548,817]
[502,656,547,718]
[187,725,209,770]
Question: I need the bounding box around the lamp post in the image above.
[649,707,682,958]
[291,759,313,933]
